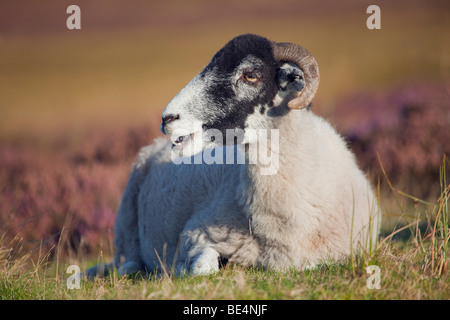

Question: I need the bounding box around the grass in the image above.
[1,171,448,300]
[0,1,448,301]
[1,242,448,300]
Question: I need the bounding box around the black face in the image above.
[161,33,306,156]
[199,34,280,134]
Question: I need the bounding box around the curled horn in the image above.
[272,42,320,109]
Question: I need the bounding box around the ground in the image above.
[0,0,448,300]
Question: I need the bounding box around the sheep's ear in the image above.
[276,62,307,108]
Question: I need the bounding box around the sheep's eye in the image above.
[244,73,259,83]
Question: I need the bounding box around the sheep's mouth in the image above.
[170,130,203,156]
[172,133,194,148]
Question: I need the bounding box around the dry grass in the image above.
[0,0,448,301]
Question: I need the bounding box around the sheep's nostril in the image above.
[162,114,180,126]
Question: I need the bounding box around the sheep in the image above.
[86,34,381,278]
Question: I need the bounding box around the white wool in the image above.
[86,109,380,277]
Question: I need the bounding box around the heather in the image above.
[0,125,158,257]
[331,82,450,199]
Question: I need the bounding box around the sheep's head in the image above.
[161,34,319,157]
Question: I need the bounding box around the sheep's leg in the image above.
[175,223,250,276]
[175,205,252,276]
[85,262,113,279]
[176,246,220,276]
[175,226,221,277]
[190,247,220,275]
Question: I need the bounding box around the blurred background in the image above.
[0,0,449,258]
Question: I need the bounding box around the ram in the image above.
[87,34,380,277]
